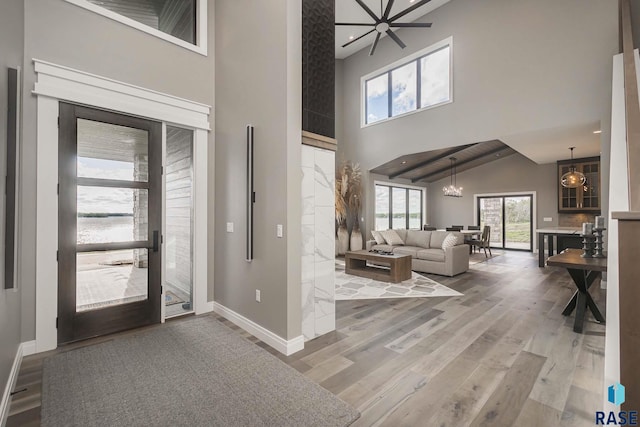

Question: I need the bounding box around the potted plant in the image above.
[335,161,363,254]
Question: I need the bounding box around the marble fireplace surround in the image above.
[301,131,337,341]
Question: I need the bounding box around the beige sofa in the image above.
[366,229,469,277]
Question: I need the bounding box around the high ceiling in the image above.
[335,0,451,59]
[370,140,517,183]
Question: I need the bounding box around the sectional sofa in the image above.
[366,229,470,277]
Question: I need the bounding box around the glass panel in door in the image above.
[504,196,532,250]
[375,185,390,230]
[408,189,422,230]
[58,103,162,344]
[479,197,503,248]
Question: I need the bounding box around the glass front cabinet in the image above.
[557,156,601,213]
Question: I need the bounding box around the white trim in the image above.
[63,0,208,56]
[473,191,538,252]
[0,342,33,426]
[213,302,305,356]
[32,60,211,130]
[161,123,167,323]
[361,36,454,128]
[35,97,59,353]
[193,129,211,315]
[34,61,211,354]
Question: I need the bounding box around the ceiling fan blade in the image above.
[355,0,381,23]
[389,22,432,28]
[335,22,376,26]
[369,32,382,56]
[386,29,406,49]
[342,29,376,48]
[389,0,433,22]
[383,0,395,19]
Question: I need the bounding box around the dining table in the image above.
[437,229,482,253]
[546,248,606,333]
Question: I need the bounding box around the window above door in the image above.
[64,0,208,55]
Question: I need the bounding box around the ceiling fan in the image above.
[336,0,433,56]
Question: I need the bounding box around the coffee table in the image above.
[344,250,412,283]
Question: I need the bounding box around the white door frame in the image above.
[33,59,212,353]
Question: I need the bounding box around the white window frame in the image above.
[361,36,453,127]
[374,180,426,230]
[64,0,208,56]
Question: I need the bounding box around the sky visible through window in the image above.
[366,43,451,125]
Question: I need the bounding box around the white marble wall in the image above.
[301,144,336,341]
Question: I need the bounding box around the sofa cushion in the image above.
[417,248,446,262]
[393,246,420,258]
[405,230,431,248]
[430,231,449,248]
[381,229,404,246]
[370,230,386,245]
[442,233,458,250]
[394,229,408,243]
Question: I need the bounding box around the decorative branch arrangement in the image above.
[336,161,363,254]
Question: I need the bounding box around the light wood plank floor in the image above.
[7,251,605,426]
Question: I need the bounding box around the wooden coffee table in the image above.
[344,250,412,283]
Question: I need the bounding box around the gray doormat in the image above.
[42,316,360,427]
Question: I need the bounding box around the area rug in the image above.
[42,316,360,427]
[164,290,185,306]
[335,260,462,300]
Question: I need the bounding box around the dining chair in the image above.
[447,226,463,231]
[467,225,480,231]
[469,225,492,257]
[423,225,437,231]
[465,225,481,250]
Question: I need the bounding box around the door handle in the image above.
[150,230,159,253]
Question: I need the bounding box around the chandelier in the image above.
[560,147,586,188]
[443,157,463,197]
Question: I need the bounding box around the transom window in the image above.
[65,0,207,54]
[363,37,452,126]
[375,183,424,230]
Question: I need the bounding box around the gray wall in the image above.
[0,0,24,400]
[215,0,302,340]
[19,0,215,340]
[337,0,617,239]
[427,153,557,247]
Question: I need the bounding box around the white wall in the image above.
[214,0,302,341]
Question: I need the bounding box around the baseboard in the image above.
[1,341,30,426]
[213,302,304,356]
[21,341,36,357]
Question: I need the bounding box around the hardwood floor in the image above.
[7,251,605,426]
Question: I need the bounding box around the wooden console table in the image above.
[345,250,412,283]
[546,249,606,333]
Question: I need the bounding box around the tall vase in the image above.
[337,225,349,255]
[350,228,363,251]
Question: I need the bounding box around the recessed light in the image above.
[401,161,407,164]
[349,35,354,40]
[593,130,602,134]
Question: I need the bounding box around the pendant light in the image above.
[560,147,586,188]
[443,157,463,197]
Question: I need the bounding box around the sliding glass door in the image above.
[477,195,533,251]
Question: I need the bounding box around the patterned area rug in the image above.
[335,260,462,300]
[469,249,505,265]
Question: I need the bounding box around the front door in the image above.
[58,103,162,344]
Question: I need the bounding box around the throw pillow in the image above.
[381,229,404,246]
[441,233,458,250]
[371,230,385,245]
